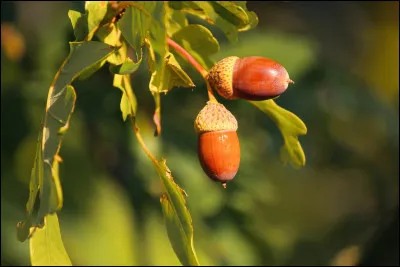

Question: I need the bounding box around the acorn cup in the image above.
[194,101,240,188]
[207,56,294,101]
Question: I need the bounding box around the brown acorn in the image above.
[207,56,294,101]
[194,101,240,188]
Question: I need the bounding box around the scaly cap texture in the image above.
[207,56,239,100]
[194,101,238,134]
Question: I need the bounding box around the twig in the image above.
[167,38,218,102]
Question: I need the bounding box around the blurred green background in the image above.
[1,1,398,266]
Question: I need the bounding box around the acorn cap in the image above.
[194,101,238,134]
[207,56,240,100]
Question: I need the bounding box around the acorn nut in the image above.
[207,56,294,101]
[194,101,240,188]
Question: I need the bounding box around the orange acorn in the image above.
[207,56,294,101]
[194,101,240,188]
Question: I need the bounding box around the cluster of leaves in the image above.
[16,1,307,266]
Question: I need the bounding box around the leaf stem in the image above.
[128,116,158,165]
[167,38,218,103]
[119,74,158,164]
[166,38,207,78]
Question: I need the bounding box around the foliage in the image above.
[14,1,308,265]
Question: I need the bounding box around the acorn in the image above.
[207,56,294,101]
[194,101,240,188]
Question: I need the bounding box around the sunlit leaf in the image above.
[120,92,131,121]
[186,1,239,43]
[145,2,167,136]
[96,23,121,46]
[147,2,168,57]
[96,23,127,65]
[30,214,72,266]
[85,1,108,40]
[50,158,63,210]
[118,2,156,57]
[177,1,258,42]
[239,11,258,32]
[146,40,163,136]
[168,1,202,11]
[165,53,196,89]
[250,100,307,168]
[68,10,88,41]
[108,42,128,66]
[149,45,195,135]
[148,50,194,136]
[231,1,259,31]
[166,8,189,37]
[209,1,249,28]
[109,57,142,75]
[17,41,115,242]
[172,24,220,69]
[157,160,200,266]
[149,52,195,95]
[113,74,137,121]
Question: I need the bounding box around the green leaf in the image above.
[177,1,258,42]
[230,1,259,31]
[68,10,88,41]
[120,92,131,121]
[157,160,200,266]
[144,2,167,136]
[166,8,189,37]
[169,1,203,12]
[147,49,195,136]
[96,23,121,46]
[107,42,128,66]
[96,23,127,65]
[250,100,307,168]
[61,41,115,86]
[168,1,184,10]
[147,2,168,57]
[209,1,249,28]
[78,59,107,80]
[172,24,220,69]
[148,51,194,135]
[16,125,44,242]
[239,11,258,31]
[149,52,195,94]
[27,129,44,214]
[187,1,239,43]
[17,41,115,242]
[69,1,115,42]
[37,85,76,226]
[85,1,108,40]
[164,53,196,90]
[118,2,156,57]
[110,57,142,75]
[113,74,137,121]
[17,220,31,243]
[30,214,72,266]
